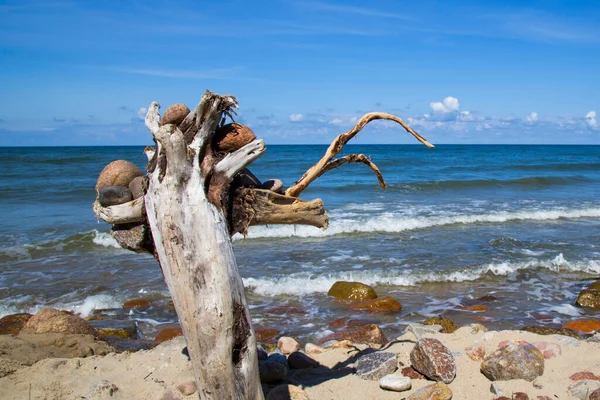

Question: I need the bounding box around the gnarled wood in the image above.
[92,198,145,225]
[319,154,387,189]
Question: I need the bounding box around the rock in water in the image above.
[319,324,388,346]
[407,382,452,400]
[259,360,288,383]
[379,374,411,392]
[355,352,398,380]
[96,160,143,192]
[349,296,402,312]
[410,338,456,384]
[277,336,300,355]
[327,281,377,300]
[159,103,190,126]
[154,325,183,344]
[20,308,97,336]
[128,175,145,199]
[481,341,544,382]
[563,319,600,333]
[213,123,256,152]
[88,319,137,339]
[576,289,600,309]
[0,313,32,335]
[423,316,459,333]
[256,328,280,343]
[266,384,310,400]
[98,186,133,207]
[521,325,581,339]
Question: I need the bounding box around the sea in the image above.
[1,144,599,341]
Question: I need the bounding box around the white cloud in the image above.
[430,96,459,114]
[586,111,597,128]
[526,112,539,123]
[137,107,147,120]
[289,114,303,122]
[329,118,343,125]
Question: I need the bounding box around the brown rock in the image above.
[570,371,600,381]
[410,337,456,384]
[318,324,387,346]
[266,384,309,400]
[401,366,425,379]
[513,393,529,400]
[477,295,498,302]
[327,281,377,301]
[328,317,349,329]
[481,341,544,382]
[96,160,143,192]
[266,305,306,315]
[521,325,581,339]
[423,316,458,334]
[465,345,486,362]
[177,380,197,396]
[88,320,137,339]
[576,289,600,309]
[407,382,452,400]
[159,104,190,126]
[154,326,183,344]
[288,352,319,369]
[98,186,132,207]
[20,308,97,336]
[0,313,32,335]
[256,328,280,343]
[590,388,600,400]
[277,336,300,355]
[563,319,600,333]
[349,296,402,312]
[128,176,145,199]
[122,299,151,309]
[590,280,600,290]
[466,304,488,311]
[213,123,256,153]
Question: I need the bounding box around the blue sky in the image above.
[0,0,598,146]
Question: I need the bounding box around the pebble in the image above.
[128,176,145,199]
[379,374,411,392]
[481,341,544,382]
[327,281,378,300]
[355,352,398,380]
[410,337,456,384]
[288,352,319,369]
[177,380,197,396]
[154,326,183,344]
[277,336,300,355]
[259,360,288,383]
[265,384,310,400]
[407,382,452,400]
[349,296,403,312]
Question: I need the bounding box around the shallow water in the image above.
[1,145,599,340]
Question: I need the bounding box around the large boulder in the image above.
[213,123,256,153]
[159,104,190,126]
[0,313,32,335]
[96,160,143,193]
[410,338,456,384]
[349,296,402,312]
[327,281,377,301]
[98,186,133,207]
[20,308,97,336]
[355,352,398,380]
[576,289,600,309]
[319,324,387,346]
[480,341,544,382]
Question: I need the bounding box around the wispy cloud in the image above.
[297,1,410,20]
[110,66,243,80]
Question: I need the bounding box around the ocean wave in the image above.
[235,206,600,240]
[243,254,600,296]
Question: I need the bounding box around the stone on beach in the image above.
[521,325,581,339]
[570,371,600,381]
[213,122,256,152]
[407,382,452,400]
[355,352,398,380]
[401,366,425,379]
[349,296,402,312]
[0,313,32,335]
[20,308,97,336]
[379,374,411,392]
[480,341,544,382]
[96,160,143,192]
[563,319,600,333]
[159,104,190,126]
[111,224,148,252]
[154,326,183,344]
[277,336,300,355]
[405,323,444,339]
[176,380,197,396]
[576,289,600,309]
[128,176,145,199]
[327,281,377,301]
[319,324,387,346]
[267,353,289,369]
[423,316,458,333]
[259,360,288,383]
[589,280,600,290]
[410,337,456,384]
[569,380,600,399]
[266,384,310,400]
[287,352,319,369]
[98,185,133,207]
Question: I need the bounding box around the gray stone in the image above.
[110,224,148,253]
[379,374,411,392]
[355,352,398,380]
[481,341,544,382]
[128,176,145,199]
[410,338,456,384]
[98,186,133,207]
[405,323,443,339]
[259,360,288,383]
[570,380,600,400]
[288,351,319,369]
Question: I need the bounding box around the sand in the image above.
[1,326,599,399]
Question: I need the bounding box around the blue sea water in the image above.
[1,144,599,340]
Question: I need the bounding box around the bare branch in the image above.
[214,140,266,180]
[93,198,145,225]
[145,102,160,135]
[318,154,387,189]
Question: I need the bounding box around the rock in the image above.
[481,341,544,382]
[405,323,444,339]
[266,384,310,400]
[214,123,256,152]
[100,336,155,352]
[233,168,262,188]
[110,223,149,252]
[319,324,387,346]
[423,316,458,333]
[401,366,425,379]
[477,295,498,302]
[328,317,350,329]
[265,305,306,316]
[256,328,280,343]
[0,313,32,335]
[154,325,183,344]
[261,179,284,194]
[86,380,118,398]
[98,185,133,207]
[257,345,268,360]
[465,345,486,362]
[467,323,488,333]
[177,380,197,396]
[513,394,529,400]
[267,353,289,369]
[590,280,600,290]
[96,160,143,192]
[305,343,326,354]
[288,351,319,369]
[570,380,600,399]
[259,360,288,383]
[522,325,581,339]
[355,352,397,380]
[379,374,411,392]
[466,304,488,311]
[410,337,456,384]
[88,319,137,339]
[591,389,600,400]
[570,371,600,381]
[349,296,402,312]
[563,319,600,333]
[576,289,600,309]
[123,299,151,309]
[20,308,97,336]
[277,336,300,355]
[490,382,504,395]
[327,281,377,300]
[128,176,145,199]
[159,104,190,126]
[407,382,452,400]
[532,341,561,359]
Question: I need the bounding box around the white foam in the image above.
[234,206,600,240]
[92,230,121,249]
[65,294,122,317]
[549,304,582,317]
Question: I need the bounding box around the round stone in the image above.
[98,186,133,207]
